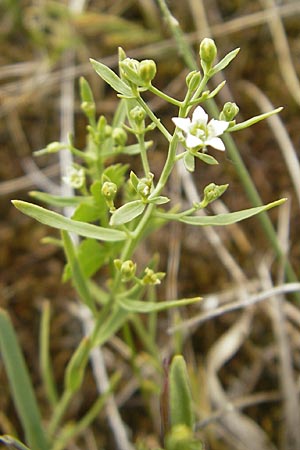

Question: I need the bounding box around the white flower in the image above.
[63,166,85,189]
[172,106,229,151]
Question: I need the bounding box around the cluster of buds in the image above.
[142,267,165,286]
[198,182,229,208]
[119,56,157,88]
[130,171,154,201]
[114,259,137,282]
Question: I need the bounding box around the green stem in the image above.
[136,96,172,142]
[148,84,182,107]
[137,133,151,176]
[39,302,58,409]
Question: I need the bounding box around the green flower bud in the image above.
[105,125,112,138]
[138,59,157,85]
[81,100,96,118]
[112,127,127,146]
[114,259,136,282]
[121,260,136,281]
[137,173,154,200]
[185,71,201,91]
[199,38,217,71]
[130,106,146,124]
[119,57,140,84]
[219,102,239,121]
[102,181,117,201]
[201,182,228,208]
[142,267,165,285]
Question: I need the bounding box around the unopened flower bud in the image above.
[185,70,201,91]
[114,259,136,282]
[219,102,239,121]
[81,101,96,118]
[102,181,117,201]
[137,173,154,200]
[199,38,217,70]
[142,267,165,285]
[201,182,228,208]
[120,57,140,84]
[112,127,127,146]
[138,59,157,85]
[130,106,146,124]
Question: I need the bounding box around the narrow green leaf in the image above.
[64,337,91,393]
[210,48,240,75]
[0,309,49,450]
[30,191,87,207]
[228,107,283,133]
[110,200,146,226]
[90,59,133,97]
[12,201,126,242]
[61,231,96,313]
[194,152,219,165]
[118,296,201,313]
[169,355,195,429]
[180,199,286,226]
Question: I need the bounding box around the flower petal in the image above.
[192,106,208,125]
[207,119,229,137]
[172,117,191,133]
[186,134,202,148]
[205,137,226,151]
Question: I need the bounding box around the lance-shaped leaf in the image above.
[0,309,49,450]
[179,199,286,226]
[110,200,146,226]
[228,107,283,133]
[194,152,219,165]
[118,297,201,313]
[210,48,240,76]
[30,191,88,207]
[90,59,133,97]
[12,201,126,242]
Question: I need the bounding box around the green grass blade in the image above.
[12,200,126,242]
[0,309,49,450]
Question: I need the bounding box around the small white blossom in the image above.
[172,106,229,151]
[63,166,85,189]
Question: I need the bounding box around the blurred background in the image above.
[1,1,300,449]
